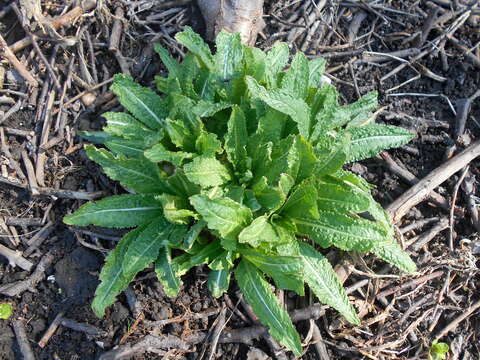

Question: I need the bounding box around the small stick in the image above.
[84,31,98,83]
[400,217,441,234]
[0,253,54,296]
[380,152,449,209]
[462,173,480,232]
[29,34,62,91]
[109,7,124,52]
[310,321,331,360]
[5,217,43,226]
[119,313,145,345]
[0,127,26,180]
[0,243,34,271]
[0,100,23,125]
[38,311,65,348]
[21,151,39,196]
[376,271,444,299]
[60,317,106,336]
[12,320,35,360]
[454,88,480,141]
[449,166,469,249]
[410,218,449,251]
[3,127,34,138]
[24,222,55,256]
[0,34,38,87]
[386,141,480,223]
[0,175,106,200]
[9,1,97,53]
[434,300,480,341]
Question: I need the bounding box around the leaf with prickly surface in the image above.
[299,242,360,324]
[190,195,252,249]
[175,26,214,70]
[293,212,388,251]
[308,58,327,87]
[345,124,414,162]
[155,246,182,297]
[144,143,194,166]
[225,105,250,174]
[238,215,279,247]
[85,145,170,194]
[92,224,147,317]
[64,194,163,228]
[111,74,166,129]
[214,30,243,81]
[208,268,231,298]
[184,156,231,188]
[281,51,309,99]
[316,182,371,214]
[372,239,417,273]
[235,260,302,355]
[265,42,289,87]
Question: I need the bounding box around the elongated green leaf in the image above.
[235,260,302,355]
[105,137,150,157]
[308,58,327,87]
[314,134,350,177]
[195,131,223,156]
[175,26,214,69]
[246,77,311,138]
[372,240,417,273]
[193,101,232,118]
[208,268,231,298]
[345,124,414,162]
[214,30,243,81]
[190,195,252,249]
[241,248,304,295]
[154,43,181,78]
[293,212,387,252]
[92,224,147,317]
[244,46,266,81]
[281,180,319,220]
[166,170,201,198]
[281,52,309,99]
[296,136,318,182]
[103,112,154,138]
[156,194,197,225]
[184,156,231,188]
[265,42,289,87]
[225,105,250,174]
[183,220,206,251]
[155,246,182,297]
[110,74,166,129]
[299,242,359,324]
[238,215,279,247]
[64,194,163,228]
[123,218,177,275]
[316,182,371,213]
[176,239,223,275]
[85,145,169,194]
[144,143,194,166]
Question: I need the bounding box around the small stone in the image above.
[81,92,96,106]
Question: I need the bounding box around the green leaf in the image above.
[208,268,231,298]
[122,218,178,275]
[184,156,231,188]
[103,112,154,138]
[281,180,319,220]
[240,248,304,295]
[308,58,327,87]
[244,46,266,81]
[155,246,182,297]
[183,220,206,251]
[64,194,163,228]
[156,194,197,225]
[372,240,417,273]
[144,143,194,166]
[195,131,223,156]
[252,174,294,213]
[176,239,223,275]
[246,77,311,138]
[85,145,169,194]
[189,195,252,249]
[235,260,302,355]
[92,224,146,317]
[296,136,318,182]
[154,43,181,78]
[166,170,201,198]
[192,101,232,118]
[345,124,414,162]
[299,242,359,324]
[293,212,388,251]
[0,303,13,319]
[281,51,309,99]
[314,134,349,177]
[265,42,289,87]
[110,74,166,129]
[238,215,279,247]
[316,182,371,214]
[225,105,250,174]
[214,30,244,81]
[165,118,197,153]
[175,26,214,70]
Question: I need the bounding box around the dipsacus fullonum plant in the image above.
[64,27,416,354]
